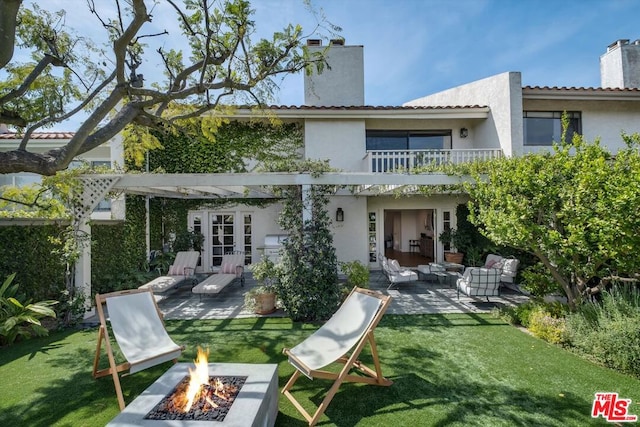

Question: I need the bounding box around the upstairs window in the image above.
[366,130,452,150]
[523,111,581,146]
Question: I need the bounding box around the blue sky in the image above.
[261,0,640,106]
[33,0,640,129]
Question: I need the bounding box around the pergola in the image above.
[74,171,470,314]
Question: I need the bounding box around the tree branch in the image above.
[0,54,55,105]
[113,0,150,84]
[0,0,22,69]
[19,70,117,150]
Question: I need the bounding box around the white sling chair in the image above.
[282,287,393,426]
[92,289,184,410]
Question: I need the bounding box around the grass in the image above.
[1,314,639,426]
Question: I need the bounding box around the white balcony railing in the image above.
[365,149,503,173]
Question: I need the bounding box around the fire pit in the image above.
[107,363,278,426]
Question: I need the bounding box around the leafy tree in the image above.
[0,0,334,175]
[465,132,640,310]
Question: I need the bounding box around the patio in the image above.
[133,270,530,321]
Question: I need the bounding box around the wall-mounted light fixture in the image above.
[460,127,469,138]
[336,207,344,222]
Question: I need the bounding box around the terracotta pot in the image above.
[253,292,277,315]
[444,251,464,264]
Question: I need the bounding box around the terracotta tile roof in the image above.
[0,132,74,140]
[267,104,488,110]
[523,85,640,93]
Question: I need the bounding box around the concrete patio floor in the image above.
[155,271,530,320]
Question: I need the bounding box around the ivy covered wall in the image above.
[0,224,67,301]
[0,121,302,300]
[138,122,302,251]
[90,196,148,294]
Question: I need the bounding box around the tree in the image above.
[275,171,340,321]
[0,0,333,175]
[465,133,640,310]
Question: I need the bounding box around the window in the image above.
[366,130,452,150]
[523,111,581,146]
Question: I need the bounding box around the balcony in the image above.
[365,149,503,173]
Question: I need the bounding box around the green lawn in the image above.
[1,314,638,426]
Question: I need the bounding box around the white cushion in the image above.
[502,258,519,274]
[389,259,401,272]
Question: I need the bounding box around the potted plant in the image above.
[439,228,464,264]
[245,258,279,315]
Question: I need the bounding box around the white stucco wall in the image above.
[600,41,640,89]
[329,195,369,268]
[404,72,523,157]
[304,45,365,106]
[522,98,640,153]
[304,119,366,170]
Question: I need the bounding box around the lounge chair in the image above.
[381,256,418,290]
[138,250,199,294]
[282,287,393,426]
[92,289,184,410]
[484,253,520,285]
[191,251,245,298]
[456,267,501,301]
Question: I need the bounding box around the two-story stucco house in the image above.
[4,38,640,284]
[178,38,640,274]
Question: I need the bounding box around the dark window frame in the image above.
[523,111,582,146]
[366,130,452,151]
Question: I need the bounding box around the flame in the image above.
[183,346,210,412]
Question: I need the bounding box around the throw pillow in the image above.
[221,262,236,274]
[485,259,497,268]
[389,259,401,272]
[503,259,518,273]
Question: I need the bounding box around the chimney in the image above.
[600,39,640,88]
[304,40,365,106]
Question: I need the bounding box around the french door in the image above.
[188,211,252,272]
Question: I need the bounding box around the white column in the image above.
[75,218,93,318]
[145,196,151,259]
[302,184,312,224]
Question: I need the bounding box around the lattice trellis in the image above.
[72,177,120,221]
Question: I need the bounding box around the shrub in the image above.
[0,274,57,346]
[339,260,370,289]
[565,285,640,377]
[494,300,567,329]
[528,307,568,345]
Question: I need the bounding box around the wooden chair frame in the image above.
[92,288,184,410]
[281,287,393,426]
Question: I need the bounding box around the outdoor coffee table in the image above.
[427,262,464,287]
[416,264,445,283]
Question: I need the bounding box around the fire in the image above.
[183,346,211,412]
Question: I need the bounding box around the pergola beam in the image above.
[101,172,471,193]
